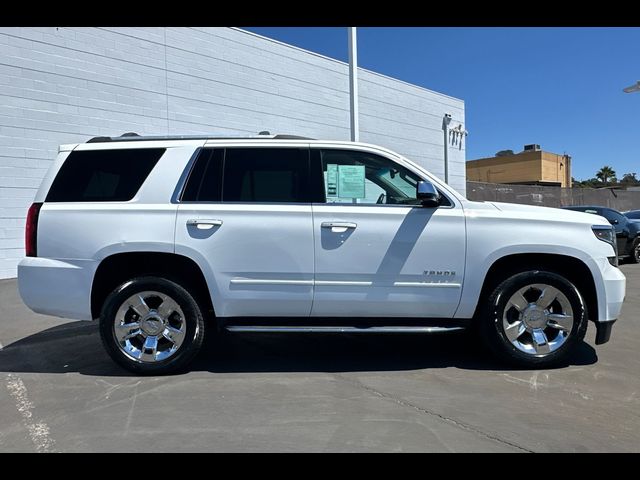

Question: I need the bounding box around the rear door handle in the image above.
[321,222,357,232]
[187,219,223,230]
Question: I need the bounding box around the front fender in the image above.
[454,244,605,320]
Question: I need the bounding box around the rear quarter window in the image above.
[46,149,165,202]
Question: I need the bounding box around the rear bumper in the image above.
[18,257,97,320]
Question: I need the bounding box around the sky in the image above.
[244,27,640,181]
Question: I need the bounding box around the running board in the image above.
[224,325,466,334]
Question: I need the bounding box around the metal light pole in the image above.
[348,27,359,142]
[443,114,451,184]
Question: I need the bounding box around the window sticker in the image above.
[337,164,365,199]
[326,164,338,197]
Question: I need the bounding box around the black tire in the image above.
[99,276,206,375]
[628,238,640,264]
[478,270,587,368]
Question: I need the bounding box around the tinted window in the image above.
[318,149,451,206]
[625,210,640,220]
[602,208,627,225]
[181,149,223,202]
[46,149,164,202]
[222,148,309,203]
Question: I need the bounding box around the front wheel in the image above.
[99,276,206,375]
[628,238,640,264]
[479,271,587,368]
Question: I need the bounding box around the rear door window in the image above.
[46,148,165,202]
[222,148,310,203]
[181,149,224,202]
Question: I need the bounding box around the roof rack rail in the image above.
[273,134,315,140]
[86,132,316,143]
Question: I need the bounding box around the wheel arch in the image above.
[91,252,214,320]
[471,253,598,323]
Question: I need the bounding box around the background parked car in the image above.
[563,206,640,263]
[623,210,640,221]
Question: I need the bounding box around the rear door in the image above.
[175,146,315,317]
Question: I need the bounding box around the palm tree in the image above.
[596,166,617,185]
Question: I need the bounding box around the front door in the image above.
[175,146,314,317]
[310,147,466,318]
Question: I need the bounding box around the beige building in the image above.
[467,145,572,187]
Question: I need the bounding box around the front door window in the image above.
[319,149,422,206]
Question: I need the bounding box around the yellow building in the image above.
[467,145,572,187]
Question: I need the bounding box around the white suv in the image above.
[18,133,626,374]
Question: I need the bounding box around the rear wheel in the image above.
[99,276,205,375]
[479,270,587,368]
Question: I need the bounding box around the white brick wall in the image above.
[0,27,466,279]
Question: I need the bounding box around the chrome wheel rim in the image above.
[502,283,574,357]
[113,291,186,363]
[635,244,640,262]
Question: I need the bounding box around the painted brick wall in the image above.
[0,27,466,278]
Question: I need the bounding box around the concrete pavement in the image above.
[1,265,639,452]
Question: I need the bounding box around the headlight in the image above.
[592,225,618,266]
[592,225,615,245]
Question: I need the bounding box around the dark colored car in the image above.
[563,206,640,263]
[624,209,640,221]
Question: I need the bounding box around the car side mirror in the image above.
[416,180,440,208]
[610,219,619,225]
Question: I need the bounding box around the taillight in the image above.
[25,202,42,257]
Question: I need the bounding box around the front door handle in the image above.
[187,219,223,230]
[321,222,357,233]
